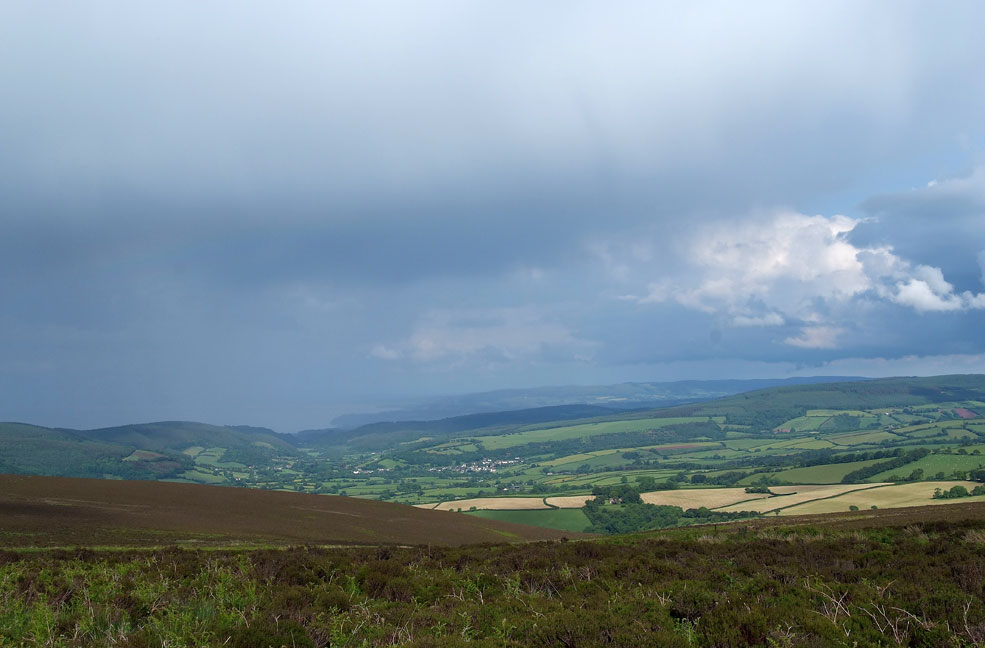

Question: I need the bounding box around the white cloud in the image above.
[369,344,401,360]
[619,210,985,349]
[373,307,594,368]
[733,312,785,327]
[783,326,842,349]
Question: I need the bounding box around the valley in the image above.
[4,375,985,534]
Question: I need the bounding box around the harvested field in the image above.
[716,483,889,513]
[778,480,985,515]
[431,497,549,511]
[0,474,576,547]
[545,495,594,508]
[640,487,773,510]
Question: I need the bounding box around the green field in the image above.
[180,469,227,484]
[764,458,887,484]
[478,416,713,450]
[464,508,591,532]
[827,430,901,445]
[867,453,985,481]
[774,414,829,431]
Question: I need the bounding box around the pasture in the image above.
[465,507,591,532]
[763,458,887,484]
[867,452,985,481]
[477,416,713,450]
[827,430,901,445]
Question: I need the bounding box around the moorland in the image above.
[3,503,985,647]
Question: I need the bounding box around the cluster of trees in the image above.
[819,413,865,433]
[590,484,643,504]
[744,485,772,494]
[582,483,760,533]
[583,500,759,534]
[933,484,985,499]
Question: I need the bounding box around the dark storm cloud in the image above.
[854,167,985,291]
[2,2,985,429]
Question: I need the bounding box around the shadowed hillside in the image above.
[0,474,579,547]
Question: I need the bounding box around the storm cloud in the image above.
[2,2,985,430]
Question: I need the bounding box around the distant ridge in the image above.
[296,403,620,449]
[330,376,866,428]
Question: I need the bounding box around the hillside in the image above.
[0,420,300,482]
[330,375,863,427]
[662,373,985,428]
[76,420,298,456]
[0,422,136,477]
[0,474,577,547]
[298,404,624,451]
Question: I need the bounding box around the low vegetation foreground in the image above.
[4,504,985,647]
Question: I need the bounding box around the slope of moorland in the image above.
[0,474,577,547]
[3,504,985,647]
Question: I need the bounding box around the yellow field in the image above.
[422,480,981,516]
[779,481,985,515]
[431,497,549,511]
[545,495,594,508]
[640,487,773,510]
[716,484,889,513]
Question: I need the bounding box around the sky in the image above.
[2,1,985,431]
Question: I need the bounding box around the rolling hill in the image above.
[329,375,865,427]
[0,420,301,481]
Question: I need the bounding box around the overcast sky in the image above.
[3,1,985,431]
